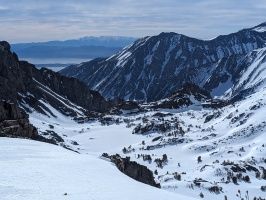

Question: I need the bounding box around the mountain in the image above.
[60,22,266,102]
[226,47,266,101]
[11,36,138,61]
[12,36,138,49]
[0,41,113,117]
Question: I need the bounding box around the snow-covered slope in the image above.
[0,138,195,200]
[226,47,266,101]
[23,80,266,200]
[60,22,266,102]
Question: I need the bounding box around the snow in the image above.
[253,27,266,32]
[33,79,85,116]
[5,80,266,200]
[144,41,160,65]
[116,51,132,67]
[160,40,178,76]
[216,46,225,59]
[0,138,193,200]
[231,48,266,94]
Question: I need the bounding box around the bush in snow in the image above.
[260,185,266,192]
[199,192,204,198]
[197,156,202,163]
[208,185,222,193]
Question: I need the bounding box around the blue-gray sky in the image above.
[0,0,265,43]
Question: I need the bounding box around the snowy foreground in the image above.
[2,88,266,199]
[0,138,194,200]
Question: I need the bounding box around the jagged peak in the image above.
[0,41,11,52]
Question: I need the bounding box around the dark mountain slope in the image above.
[0,41,111,116]
[60,22,266,102]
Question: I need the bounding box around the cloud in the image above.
[0,0,265,43]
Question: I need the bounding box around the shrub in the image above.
[261,185,266,192]
[197,156,202,163]
[243,175,250,182]
[208,186,222,193]
[232,176,238,184]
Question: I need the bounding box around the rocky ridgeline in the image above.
[0,41,117,117]
[102,153,160,188]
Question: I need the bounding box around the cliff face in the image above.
[0,41,110,116]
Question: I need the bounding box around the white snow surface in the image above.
[23,85,266,200]
[0,138,190,200]
[253,27,266,32]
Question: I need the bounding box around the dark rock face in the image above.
[0,41,111,117]
[102,153,160,188]
[0,101,38,139]
[60,23,266,102]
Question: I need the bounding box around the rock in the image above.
[102,153,160,188]
[48,124,54,129]
[0,101,38,139]
[0,101,65,146]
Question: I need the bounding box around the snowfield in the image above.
[0,138,195,200]
[24,85,266,200]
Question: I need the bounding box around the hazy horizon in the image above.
[0,0,265,43]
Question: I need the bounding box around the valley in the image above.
[1,22,266,200]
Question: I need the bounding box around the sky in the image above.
[0,0,265,43]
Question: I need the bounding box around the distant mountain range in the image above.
[11,36,137,61]
[60,22,266,102]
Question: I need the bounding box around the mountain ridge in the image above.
[60,22,266,102]
[0,41,113,116]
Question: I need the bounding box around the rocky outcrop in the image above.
[0,101,38,139]
[102,153,160,188]
[0,101,73,146]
